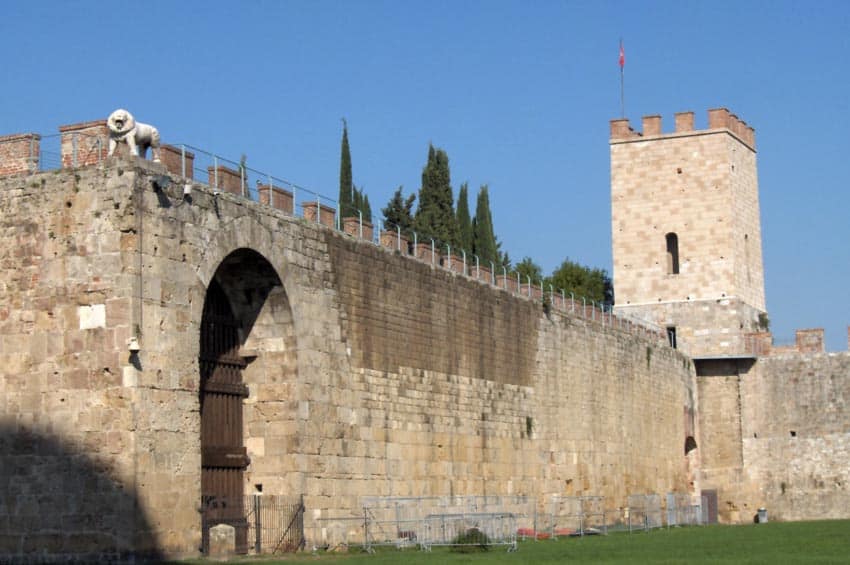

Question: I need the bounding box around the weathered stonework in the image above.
[0,158,697,561]
[1,105,848,562]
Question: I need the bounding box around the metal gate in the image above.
[200,280,250,554]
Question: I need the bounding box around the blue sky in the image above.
[3,1,849,350]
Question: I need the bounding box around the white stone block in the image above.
[78,304,106,329]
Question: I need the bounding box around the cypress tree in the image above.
[338,119,354,217]
[456,182,473,253]
[361,191,372,224]
[382,186,416,236]
[472,185,498,266]
[349,186,372,224]
[414,144,458,247]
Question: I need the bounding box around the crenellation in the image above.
[674,111,694,132]
[642,114,662,136]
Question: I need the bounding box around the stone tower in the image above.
[609,108,766,358]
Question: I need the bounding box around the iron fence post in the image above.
[315,193,320,224]
[213,155,219,189]
[358,210,363,239]
[396,225,401,252]
[254,494,262,553]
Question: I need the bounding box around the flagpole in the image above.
[619,38,625,118]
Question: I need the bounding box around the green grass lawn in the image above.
[176,520,850,564]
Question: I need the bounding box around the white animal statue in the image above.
[107,109,161,162]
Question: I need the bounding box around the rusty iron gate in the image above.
[200,280,250,553]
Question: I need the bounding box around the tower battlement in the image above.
[610,108,756,151]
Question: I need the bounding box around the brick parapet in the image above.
[379,229,409,253]
[342,216,373,241]
[0,132,40,176]
[59,119,108,167]
[207,165,244,195]
[796,328,825,354]
[258,184,294,214]
[160,144,195,180]
[302,201,336,228]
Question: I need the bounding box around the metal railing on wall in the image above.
[22,136,668,346]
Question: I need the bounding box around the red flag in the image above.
[619,40,625,68]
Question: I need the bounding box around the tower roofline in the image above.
[610,108,756,152]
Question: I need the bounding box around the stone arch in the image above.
[198,240,300,551]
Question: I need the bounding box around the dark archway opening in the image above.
[684,435,698,455]
[199,248,295,555]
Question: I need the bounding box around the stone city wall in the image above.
[741,351,850,522]
[0,158,697,559]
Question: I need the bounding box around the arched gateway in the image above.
[198,248,295,553]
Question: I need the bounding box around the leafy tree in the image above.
[513,256,543,284]
[456,183,473,252]
[472,185,498,267]
[547,258,614,306]
[338,119,354,217]
[414,144,459,247]
[382,186,416,235]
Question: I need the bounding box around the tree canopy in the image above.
[547,258,613,306]
[513,257,543,284]
[414,145,459,247]
[382,186,416,236]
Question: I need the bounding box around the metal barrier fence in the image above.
[200,495,305,555]
[420,512,517,552]
[627,494,664,532]
[666,493,708,527]
[544,495,608,538]
[360,495,533,551]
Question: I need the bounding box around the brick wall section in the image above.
[207,165,243,195]
[379,229,409,252]
[795,328,825,353]
[159,144,195,180]
[0,133,40,176]
[258,184,294,214]
[302,202,336,228]
[59,120,108,167]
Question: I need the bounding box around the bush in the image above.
[450,527,490,552]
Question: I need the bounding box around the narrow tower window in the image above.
[666,233,680,275]
[667,326,677,349]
